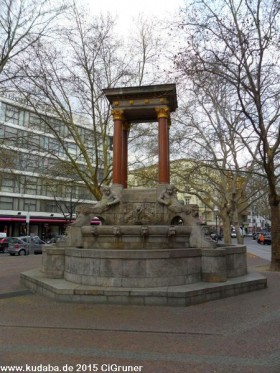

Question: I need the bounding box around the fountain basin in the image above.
[41,244,247,288]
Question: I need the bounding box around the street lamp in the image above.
[26,209,30,254]
[214,206,219,242]
[204,203,207,225]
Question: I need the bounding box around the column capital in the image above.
[112,109,124,121]
[155,107,170,120]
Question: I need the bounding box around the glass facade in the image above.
[0,96,108,238]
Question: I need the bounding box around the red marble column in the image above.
[156,107,170,184]
[122,122,130,188]
[112,110,124,185]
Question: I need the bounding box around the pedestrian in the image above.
[259,233,265,245]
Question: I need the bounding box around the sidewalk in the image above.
[0,253,279,373]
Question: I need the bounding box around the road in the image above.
[231,236,271,261]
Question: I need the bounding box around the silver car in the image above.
[8,236,46,256]
[8,238,30,256]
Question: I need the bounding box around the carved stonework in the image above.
[64,184,213,249]
[123,203,156,225]
[158,184,190,214]
[72,186,120,227]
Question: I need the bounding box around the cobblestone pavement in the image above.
[0,253,279,373]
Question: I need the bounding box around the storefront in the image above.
[0,215,69,240]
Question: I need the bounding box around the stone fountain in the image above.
[21,84,266,306]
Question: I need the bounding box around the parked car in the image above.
[210,233,223,241]
[254,230,267,240]
[231,228,246,238]
[46,235,65,244]
[252,232,258,240]
[0,237,12,253]
[7,238,30,256]
[257,233,272,245]
[7,236,46,255]
[18,236,47,254]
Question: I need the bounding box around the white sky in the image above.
[86,0,185,34]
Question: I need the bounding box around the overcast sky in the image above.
[86,0,185,34]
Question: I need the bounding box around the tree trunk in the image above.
[270,204,280,270]
[221,212,232,245]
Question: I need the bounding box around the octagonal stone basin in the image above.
[41,243,247,288]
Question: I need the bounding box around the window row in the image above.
[0,196,91,214]
[0,173,93,200]
[0,102,102,146]
[0,127,105,165]
[0,124,85,158]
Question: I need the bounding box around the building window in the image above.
[49,138,60,153]
[5,104,19,125]
[29,112,45,131]
[0,124,4,139]
[23,199,37,211]
[29,134,40,149]
[68,143,77,157]
[184,197,191,205]
[24,177,38,195]
[18,153,40,172]
[40,136,49,151]
[46,202,59,213]
[79,187,92,200]
[1,175,15,192]
[50,118,68,138]
[4,127,18,146]
[0,197,13,209]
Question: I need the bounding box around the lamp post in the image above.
[204,203,207,225]
[26,209,30,254]
[214,206,219,242]
[252,205,258,238]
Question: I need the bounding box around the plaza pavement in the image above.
[0,250,279,373]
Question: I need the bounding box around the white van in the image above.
[231,229,237,238]
[231,228,245,238]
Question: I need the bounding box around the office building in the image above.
[0,94,108,239]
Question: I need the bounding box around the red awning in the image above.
[0,217,67,223]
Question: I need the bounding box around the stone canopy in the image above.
[103,83,178,187]
[102,84,178,123]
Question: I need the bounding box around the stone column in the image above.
[156,107,170,184]
[122,122,130,188]
[112,109,124,185]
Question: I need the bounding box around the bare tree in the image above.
[14,6,132,200]
[123,15,176,172]
[175,0,280,269]
[170,74,266,244]
[127,14,166,86]
[0,0,67,88]
[14,6,171,200]
[0,1,179,204]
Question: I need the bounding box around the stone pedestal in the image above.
[41,247,65,279]
[201,249,227,282]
